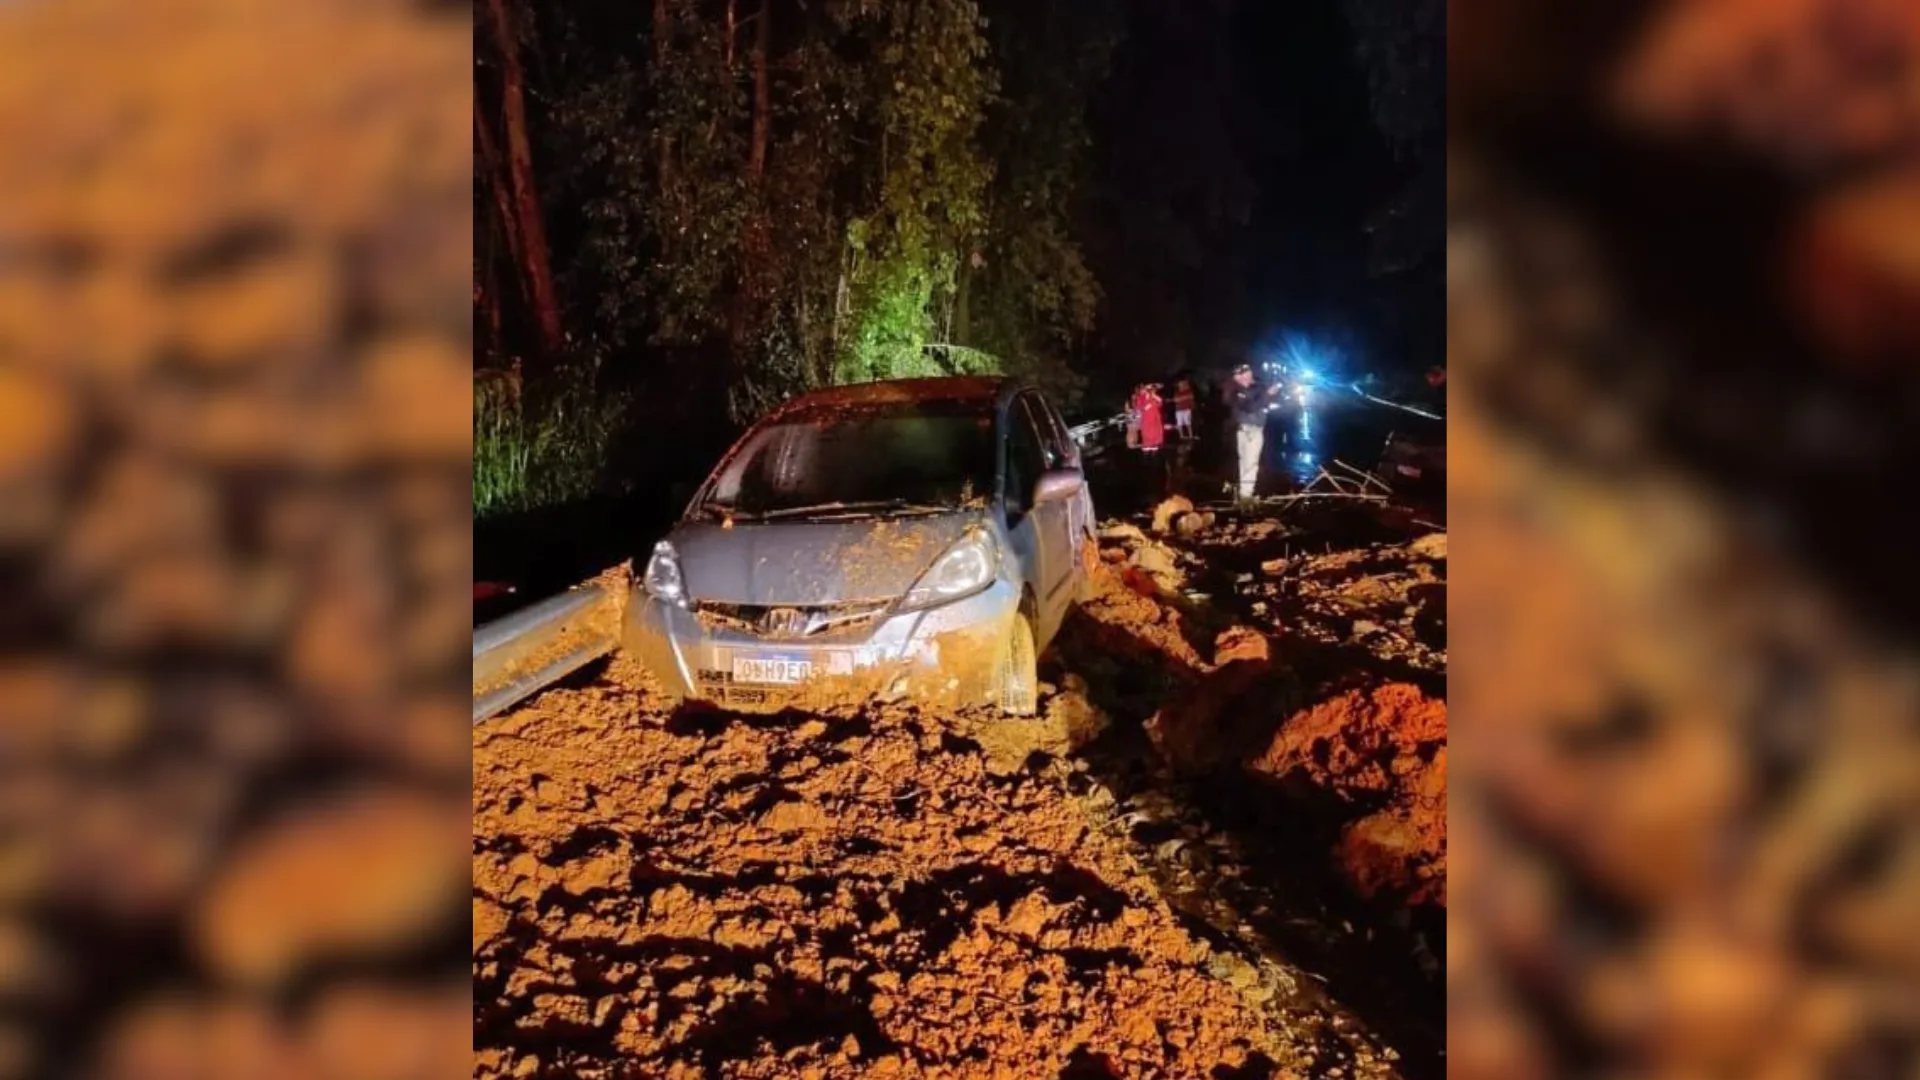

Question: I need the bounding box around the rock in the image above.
[1151,496,1195,534]
[1213,626,1270,667]
[1173,511,1215,537]
[1409,532,1447,560]
[1207,953,1260,989]
[474,897,511,954]
[1127,542,1180,586]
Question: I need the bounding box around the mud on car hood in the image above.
[671,512,981,608]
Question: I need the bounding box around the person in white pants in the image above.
[1226,363,1281,501]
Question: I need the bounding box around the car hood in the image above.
[671,511,982,606]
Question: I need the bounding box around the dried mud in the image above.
[473,660,1289,1080]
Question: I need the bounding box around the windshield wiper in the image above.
[750,499,954,521]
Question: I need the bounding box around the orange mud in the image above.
[473,656,1287,1080]
[1082,522,1448,910]
[1248,685,1448,906]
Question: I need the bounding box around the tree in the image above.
[485,0,1141,436]
[477,0,564,362]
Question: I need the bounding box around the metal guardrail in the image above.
[472,571,628,724]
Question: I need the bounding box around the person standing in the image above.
[1135,383,1165,452]
[1172,378,1196,441]
[1227,363,1282,500]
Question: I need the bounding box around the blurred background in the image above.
[1448,0,1920,1078]
[0,1,471,1077]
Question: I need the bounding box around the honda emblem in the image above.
[762,607,808,638]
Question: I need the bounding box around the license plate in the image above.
[732,654,814,685]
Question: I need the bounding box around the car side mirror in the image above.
[1033,467,1083,505]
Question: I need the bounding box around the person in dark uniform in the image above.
[1226,363,1283,500]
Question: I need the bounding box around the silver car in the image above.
[624,377,1096,715]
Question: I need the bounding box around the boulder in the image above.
[1151,496,1195,534]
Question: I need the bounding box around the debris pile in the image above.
[1082,507,1448,909]
[1249,684,1448,906]
[473,661,1291,1080]
[1248,536,1447,675]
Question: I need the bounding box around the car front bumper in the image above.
[623,582,1020,711]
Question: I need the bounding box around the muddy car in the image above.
[625,377,1096,715]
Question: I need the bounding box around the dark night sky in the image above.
[1234,0,1395,338]
[1081,0,1438,391]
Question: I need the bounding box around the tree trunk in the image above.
[483,0,564,361]
[748,0,771,181]
[474,109,526,309]
[830,257,849,360]
[725,0,738,70]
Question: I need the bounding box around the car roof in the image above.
[764,376,1017,421]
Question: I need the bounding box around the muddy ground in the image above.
[473,497,1445,1080]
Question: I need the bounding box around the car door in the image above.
[1014,394,1075,639]
[1001,395,1051,627]
[1030,392,1091,563]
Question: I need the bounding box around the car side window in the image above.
[1018,394,1069,471]
[1036,395,1076,468]
[1004,401,1048,520]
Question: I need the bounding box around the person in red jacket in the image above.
[1135,383,1165,451]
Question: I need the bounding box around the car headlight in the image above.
[644,539,686,605]
[899,529,997,611]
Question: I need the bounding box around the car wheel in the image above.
[997,608,1039,717]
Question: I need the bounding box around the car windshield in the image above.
[699,399,996,519]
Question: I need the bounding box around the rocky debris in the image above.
[1098,519,1200,599]
[1151,495,1195,534]
[1250,541,1447,675]
[1083,515,1448,911]
[1175,510,1217,537]
[473,659,1293,1080]
[1249,685,1447,906]
[1150,495,1219,539]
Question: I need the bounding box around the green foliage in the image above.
[512,0,1122,440]
[835,0,996,387]
[473,363,630,519]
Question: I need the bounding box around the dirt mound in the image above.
[1082,513,1449,911]
[1144,626,1285,775]
[473,658,1284,1080]
[1249,685,1447,906]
